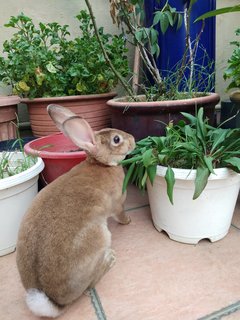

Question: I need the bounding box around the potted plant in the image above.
[220,28,240,128]
[0,136,44,256]
[85,0,220,140]
[0,11,129,136]
[223,28,240,102]
[122,108,240,244]
[196,5,240,128]
[0,95,20,141]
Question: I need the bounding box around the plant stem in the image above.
[84,0,136,100]
[184,4,194,90]
[119,3,163,87]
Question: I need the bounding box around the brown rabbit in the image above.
[16,104,135,318]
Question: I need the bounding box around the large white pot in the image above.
[147,166,240,244]
[0,152,44,256]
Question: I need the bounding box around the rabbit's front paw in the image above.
[121,214,131,225]
[114,212,131,225]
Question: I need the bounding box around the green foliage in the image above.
[0,149,36,179]
[138,48,215,101]
[0,11,129,98]
[223,28,240,91]
[196,5,240,21]
[122,108,240,203]
[0,127,36,179]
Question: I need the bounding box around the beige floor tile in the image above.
[1,185,240,320]
[98,204,240,320]
[0,253,96,320]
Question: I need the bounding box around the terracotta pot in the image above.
[22,92,116,137]
[0,96,20,141]
[107,93,220,140]
[229,90,240,103]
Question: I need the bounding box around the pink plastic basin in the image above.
[24,132,86,185]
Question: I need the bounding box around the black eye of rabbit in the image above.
[112,134,122,146]
[114,135,120,143]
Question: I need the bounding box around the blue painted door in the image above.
[144,0,216,91]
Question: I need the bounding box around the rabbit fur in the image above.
[16,104,135,318]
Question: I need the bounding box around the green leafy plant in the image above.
[0,118,37,179]
[85,0,215,101]
[196,5,240,20]
[0,128,37,179]
[122,108,240,203]
[0,11,129,98]
[0,150,36,179]
[223,28,240,91]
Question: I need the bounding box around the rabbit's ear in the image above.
[47,104,76,131]
[47,104,97,154]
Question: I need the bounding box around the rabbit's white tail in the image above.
[26,288,62,318]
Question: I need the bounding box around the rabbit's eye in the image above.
[114,135,120,144]
[112,134,122,146]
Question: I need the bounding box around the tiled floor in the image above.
[0,185,240,320]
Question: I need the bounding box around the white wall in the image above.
[0,0,117,45]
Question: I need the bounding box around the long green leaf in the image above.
[122,162,135,193]
[176,13,183,30]
[203,155,214,174]
[197,107,207,139]
[165,166,175,205]
[193,166,210,200]
[210,129,228,153]
[181,112,197,125]
[223,157,240,171]
[196,108,207,152]
[141,169,148,187]
[147,165,157,185]
[143,149,153,167]
[195,5,240,22]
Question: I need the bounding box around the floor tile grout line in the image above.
[197,300,240,320]
[89,203,240,320]
[231,223,240,231]
[125,204,150,212]
[89,288,107,320]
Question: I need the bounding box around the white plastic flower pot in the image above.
[147,166,240,245]
[0,152,44,256]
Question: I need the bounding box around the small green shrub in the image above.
[223,28,240,91]
[0,11,129,98]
